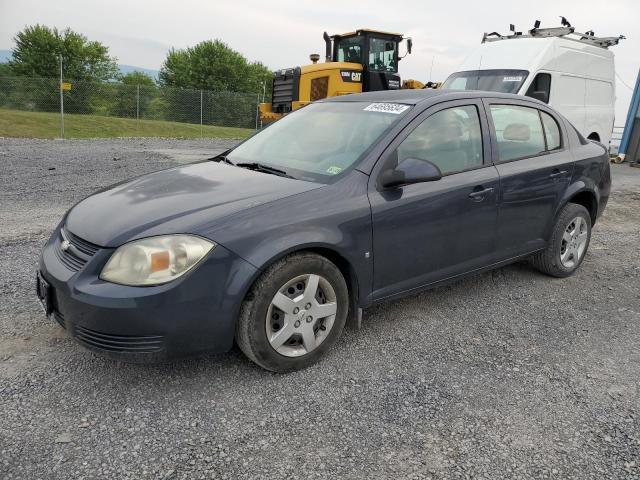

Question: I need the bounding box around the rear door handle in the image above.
[468,187,494,201]
[549,169,568,179]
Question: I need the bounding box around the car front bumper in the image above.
[38,225,258,361]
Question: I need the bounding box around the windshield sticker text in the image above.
[503,76,523,82]
[363,103,410,114]
[327,166,343,175]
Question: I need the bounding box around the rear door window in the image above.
[489,105,546,162]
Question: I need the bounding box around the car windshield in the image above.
[442,69,529,94]
[227,102,412,183]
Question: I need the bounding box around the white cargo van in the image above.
[442,24,624,146]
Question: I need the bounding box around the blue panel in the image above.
[619,69,640,155]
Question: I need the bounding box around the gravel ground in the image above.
[1,138,639,480]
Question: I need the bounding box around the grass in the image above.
[0,108,254,139]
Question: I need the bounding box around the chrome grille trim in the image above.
[55,227,101,272]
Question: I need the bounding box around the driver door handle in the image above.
[468,187,494,201]
[549,169,568,179]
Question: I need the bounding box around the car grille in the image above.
[73,325,165,353]
[54,227,101,272]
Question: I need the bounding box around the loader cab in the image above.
[332,30,405,91]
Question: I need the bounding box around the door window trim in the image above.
[482,98,568,165]
[371,99,493,188]
[538,109,563,152]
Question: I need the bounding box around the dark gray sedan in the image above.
[37,90,611,372]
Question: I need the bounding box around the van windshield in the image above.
[442,69,529,94]
[227,102,411,183]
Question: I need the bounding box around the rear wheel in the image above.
[236,252,349,372]
[530,203,591,277]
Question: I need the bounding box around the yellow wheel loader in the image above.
[260,29,437,123]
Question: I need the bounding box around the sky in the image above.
[0,0,637,122]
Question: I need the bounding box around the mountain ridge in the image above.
[0,49,159,80]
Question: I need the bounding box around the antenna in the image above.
[476,55,482,90]
[429,56,435,82]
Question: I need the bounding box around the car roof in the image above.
[323,89,542,106]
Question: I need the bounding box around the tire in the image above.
[530,203,592,278]
[235,252,349,372]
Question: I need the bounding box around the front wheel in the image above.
[530,203,592,278]
[235,252,349,372]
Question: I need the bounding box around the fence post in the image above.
[59,54,64,139]
[261,80,267,130]
[200,89,203,139]
[255,92,260,130]
[136,84,140,133]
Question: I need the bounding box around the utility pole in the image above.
[59,54,64,139]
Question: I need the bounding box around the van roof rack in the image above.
[482,17,625,49]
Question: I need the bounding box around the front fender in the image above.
[203,170,374,307]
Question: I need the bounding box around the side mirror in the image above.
[528,90,549,104]
[407,38,413,55]
[380,158,442,189]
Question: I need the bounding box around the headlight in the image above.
[100,235,215,286]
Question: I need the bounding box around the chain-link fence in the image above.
[0,76,266,137]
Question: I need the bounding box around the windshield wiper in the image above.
[209,151,234,165]
[236,162,295,179]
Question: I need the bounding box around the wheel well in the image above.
[304,247,359,306]
[587,132,600,142]
[568,191,597,225]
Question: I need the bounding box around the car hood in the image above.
[65,161,322,247]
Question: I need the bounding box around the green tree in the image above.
[158,40,270,128]
[119,70,156,86]
[0,63,13,76]
[7,25,119,114]
[159,40,271,94]
[109,71,158,118]
[9,24,118,81]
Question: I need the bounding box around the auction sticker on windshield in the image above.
[503,76,523,82]
[363,103,410,114]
